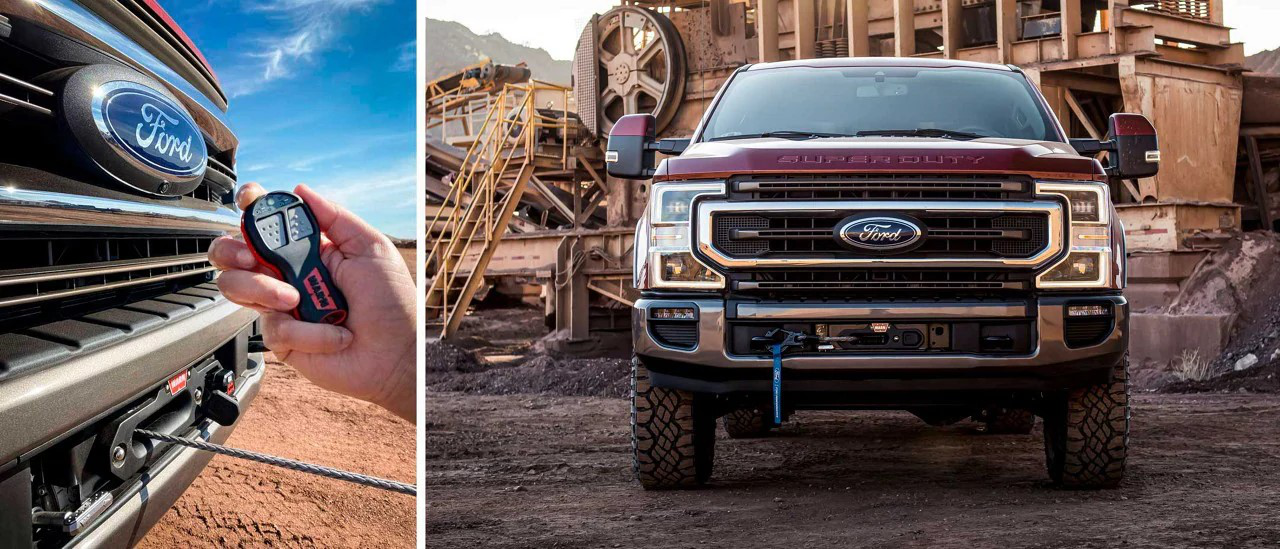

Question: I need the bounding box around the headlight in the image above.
[634,182,725,290]
[1036,182,1117,289]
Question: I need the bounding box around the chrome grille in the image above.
[0,71,54,117]
[697,199,1065,270]
[0,189,238,330]
[732,175,1031,201]
[735,270,1024,291]
[0,235,216,309]
[712,212,1050,259]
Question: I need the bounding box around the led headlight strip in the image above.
[1035,181,1116,289]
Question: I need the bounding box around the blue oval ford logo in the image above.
[836,214,925,252]
[92,81,207,181]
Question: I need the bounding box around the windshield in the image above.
[699,66,1059,142]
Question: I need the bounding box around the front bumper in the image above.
[634,294,1127,398]
[0,294,260,547]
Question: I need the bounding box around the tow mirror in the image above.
[605,113,689,180]
[1069,113,1159,180]
[1107,113,1160,179]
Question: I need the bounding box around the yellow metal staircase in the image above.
[425,83,567,338]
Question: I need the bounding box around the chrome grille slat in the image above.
[733,269,1025,292]
[0,188,240,233]
[0,265,215,308]
[737,281,1015,290]
[0,71,55,116]
[0,254,211,287]
[0,191,233,319]
[206,156,236,181]
[733,175,1031,200]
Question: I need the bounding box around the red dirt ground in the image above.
[138,360,415,547]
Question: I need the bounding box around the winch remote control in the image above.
[241,191,348,325]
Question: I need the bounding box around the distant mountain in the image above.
[1246,48,1280,75]
[425,18,571,85]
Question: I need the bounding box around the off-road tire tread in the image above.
[1044,354,1129,489]
[632,356,712,489]
[722,407,772,439]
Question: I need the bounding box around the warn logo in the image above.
[304,268,337,311]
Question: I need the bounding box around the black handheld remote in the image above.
[240,191,348,325]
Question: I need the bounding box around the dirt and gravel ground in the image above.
[427,391,1280,548]
[426,281,1280,548]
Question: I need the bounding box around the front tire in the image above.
[1043,354,1130,489]
[632,355,715,489]
[722,407,774,439]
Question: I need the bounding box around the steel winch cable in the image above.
[134,429,416,496]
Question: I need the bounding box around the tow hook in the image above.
[202,367,242,427]
[751,329,813,426]
[32,491,113,536]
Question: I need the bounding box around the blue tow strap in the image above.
[771,343,784,425]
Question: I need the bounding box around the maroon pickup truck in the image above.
[607,58,1159,490]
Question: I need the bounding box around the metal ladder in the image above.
[424,84,540,338]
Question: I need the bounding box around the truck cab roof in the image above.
[742,56,1018,73]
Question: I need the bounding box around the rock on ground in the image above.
[1149,232,1280,392]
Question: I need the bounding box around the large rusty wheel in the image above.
[589,6,686,136]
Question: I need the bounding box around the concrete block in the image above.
[1128,251,1208,281]
[1124,282,1179,312]
[1130,312,1234,367]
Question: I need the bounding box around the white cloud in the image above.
[279,130,416,171]
[225,0,388,97]
[391,40,415,72]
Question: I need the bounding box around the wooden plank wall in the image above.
[1124,60,1242,203]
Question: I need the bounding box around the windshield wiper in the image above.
[854,128,986,140]
[709,130,853,141]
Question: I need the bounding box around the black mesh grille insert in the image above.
[713,215,769,256]
[992,216,1048,257]
[651,321,698,350]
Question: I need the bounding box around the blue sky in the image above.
[166,0,416,238]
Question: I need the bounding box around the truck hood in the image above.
[655,137,1106,182]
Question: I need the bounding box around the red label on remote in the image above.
[304,267,337,311]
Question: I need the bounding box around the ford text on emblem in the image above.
[835,214,925,252]
[92,81,208,183]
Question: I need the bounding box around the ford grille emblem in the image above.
[835,214,925,252]
[91,81,207,185]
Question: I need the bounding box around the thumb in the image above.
[294,184,383,253]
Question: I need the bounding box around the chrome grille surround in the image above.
[712,212,1051,259]
[0,188,237,310]
[696,199,1065,270]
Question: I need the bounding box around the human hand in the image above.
[209,182,416,422]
